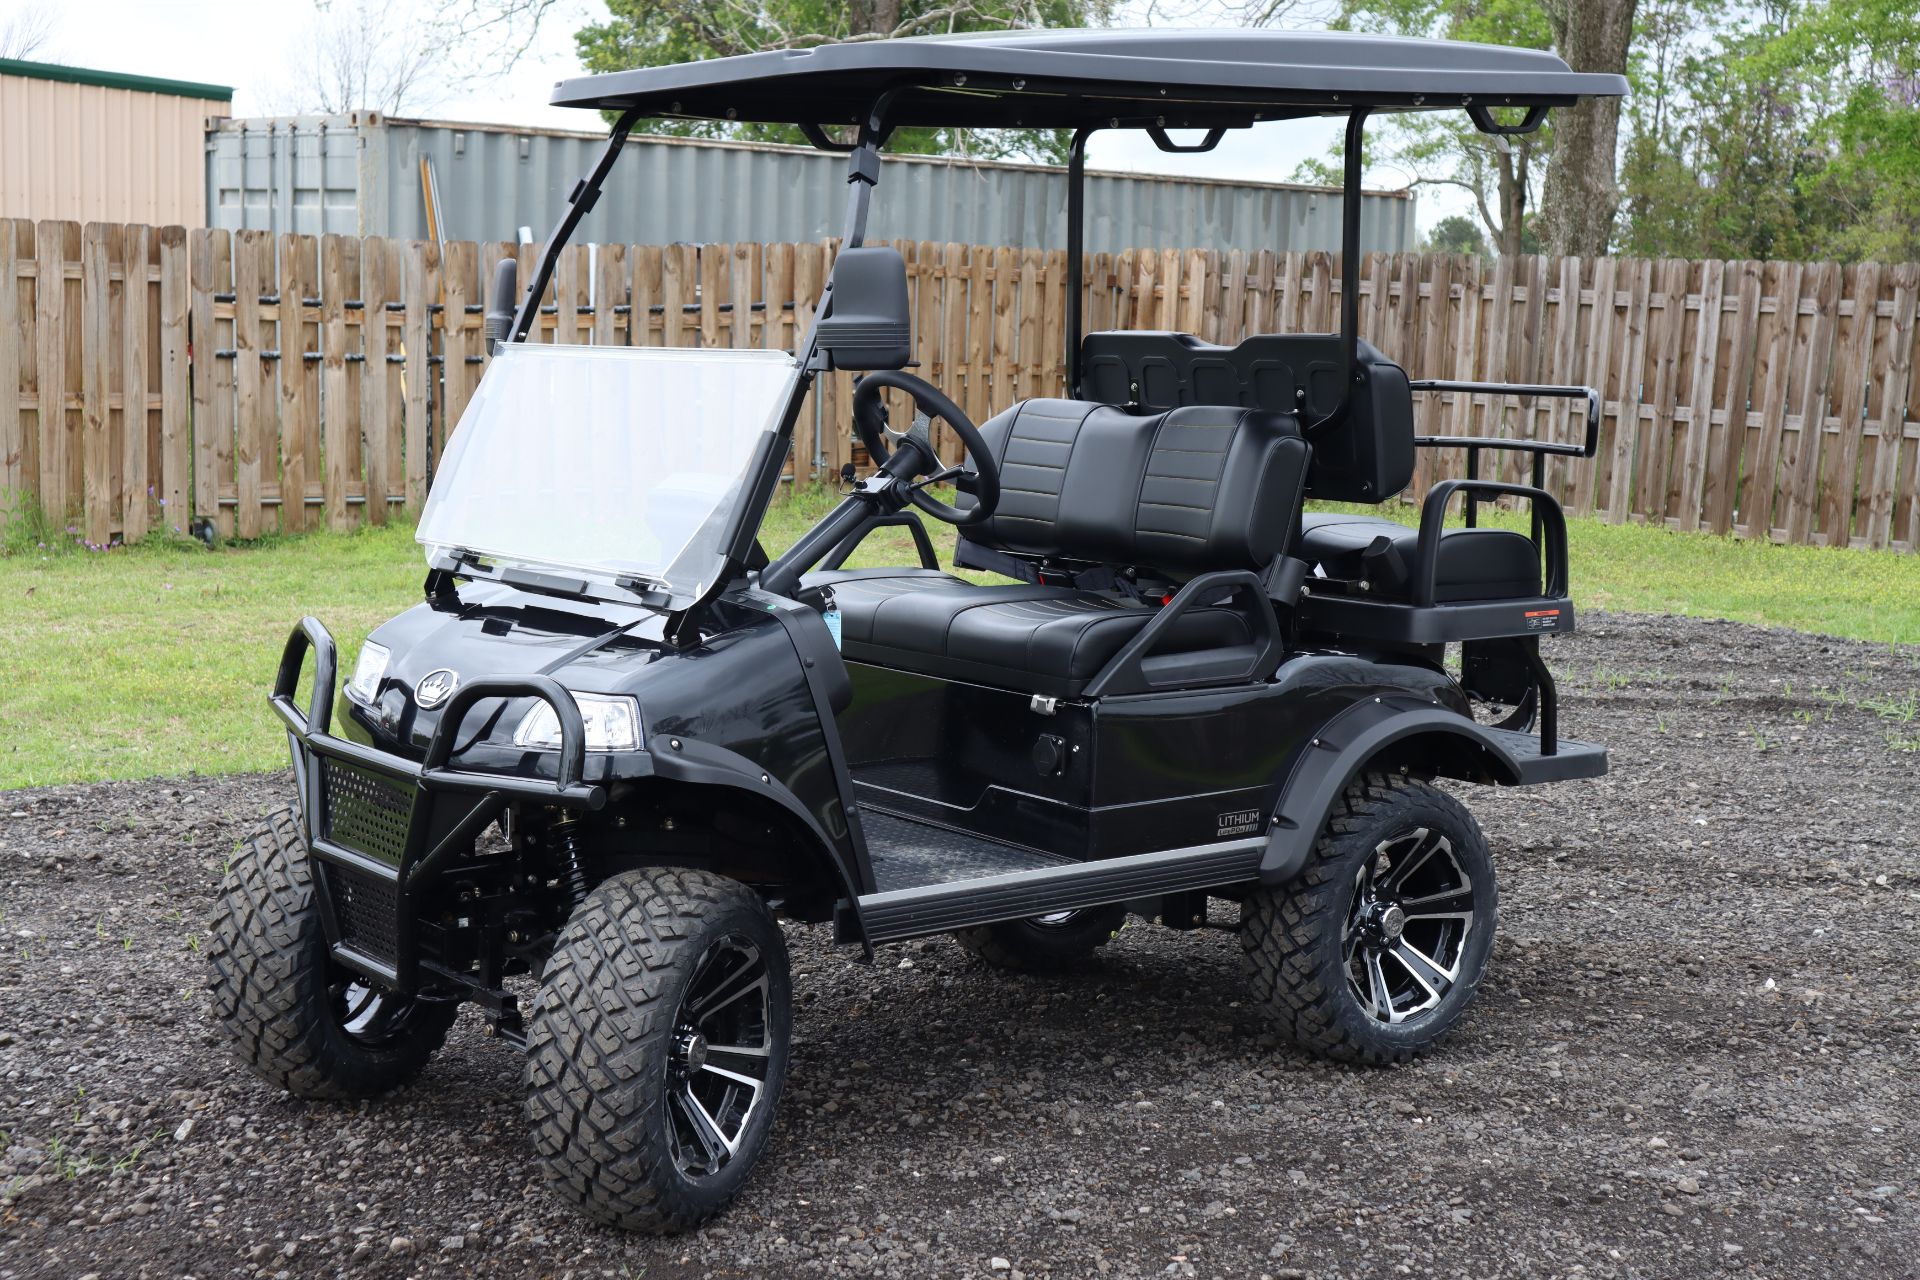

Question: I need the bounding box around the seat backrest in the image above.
[1081,330,1416,504]
[958,398,1310,577]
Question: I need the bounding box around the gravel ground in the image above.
[2,612,1917,1280]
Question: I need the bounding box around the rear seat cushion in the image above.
[1299,512,1540,603]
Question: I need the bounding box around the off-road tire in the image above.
[524,867,792,1234]
[206,808,458,1099]
[1243,773,1497,1065]
[954,904,1128,972]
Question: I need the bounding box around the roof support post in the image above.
[839,88,900,249]
[1307,106,1372,437]
[509,108,641,342]
[1065,125,1095,398]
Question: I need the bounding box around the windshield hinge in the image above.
[614,577,672,608]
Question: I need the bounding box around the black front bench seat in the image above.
[810,397,1311,698]
[825,572,1258,699]
[1299,512,1539,603]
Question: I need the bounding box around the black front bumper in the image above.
[272,617,606,991]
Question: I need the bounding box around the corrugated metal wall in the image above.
[207,114,1415,253]
[1,64,228,226]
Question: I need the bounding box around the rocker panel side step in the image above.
[856,837,1266,944]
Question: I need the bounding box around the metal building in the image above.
[1,57,230,226]
[206,113,1415,253]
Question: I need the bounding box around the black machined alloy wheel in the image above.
[953,902,1128,972]
[666,936,776,1180]
[525,867,792,1234]
[1343,826,1479,1024]
[207,808,458,1100]
[1243,773,1497,1064]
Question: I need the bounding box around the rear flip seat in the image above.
[1298,512,1539,603]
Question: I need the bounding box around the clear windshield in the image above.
[417,343,798,605]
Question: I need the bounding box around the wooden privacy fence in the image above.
[4,216,1920,552]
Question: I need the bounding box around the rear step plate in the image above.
[856,810,1264,944]
[1478,727,1608,784]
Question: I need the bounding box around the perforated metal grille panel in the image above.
[324,862,400,966]
[321,760,413,865]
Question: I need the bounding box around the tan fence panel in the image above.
[4,220,1920,552]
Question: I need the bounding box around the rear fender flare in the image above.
[1258,695,1525,885]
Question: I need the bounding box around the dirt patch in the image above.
[2,612,1917,1280]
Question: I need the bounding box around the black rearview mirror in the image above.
[816,247,911,371]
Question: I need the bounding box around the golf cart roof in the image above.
[550,28,1626,130]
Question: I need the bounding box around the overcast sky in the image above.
[10,0,1462,230]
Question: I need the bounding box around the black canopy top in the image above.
[550,28,1626,130]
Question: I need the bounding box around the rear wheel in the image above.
[954,903,1127,972]
[1242,773,1496,1064]
[206,808,458,1099]
[524,867,791,1234]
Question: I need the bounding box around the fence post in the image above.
[1,220,26,507]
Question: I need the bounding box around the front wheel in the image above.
[206,809,458,1099]
[524,868,791,1234]
[1242,773,1497,1064]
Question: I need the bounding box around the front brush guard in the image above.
[270,617,606,990]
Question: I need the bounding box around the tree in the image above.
[1326,0,1556,259]
[1612,0,1918,263]
[1424,213,1488,256]
[1615,1,1816,260]
[1536,0,1637,256]
[272,0,447,117]
[0,1,57,60]
[573,0,1116,163]
[1767,0,1920,261]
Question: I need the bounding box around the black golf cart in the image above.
[208,29,1625,1233]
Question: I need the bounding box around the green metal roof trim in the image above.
[0,57,232,102]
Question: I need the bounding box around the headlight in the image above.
[513,691,642,753]
[345,642,390,702]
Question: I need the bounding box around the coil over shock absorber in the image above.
[549,812,591,906]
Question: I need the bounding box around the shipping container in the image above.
[1,57,229,226]
[206,113,1415,253]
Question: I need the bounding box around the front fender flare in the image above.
[649,737,866,913]
[1258,695,1526,885]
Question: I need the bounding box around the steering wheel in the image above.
[852,370,1001,527]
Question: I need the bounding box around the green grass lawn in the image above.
[2,489,1916,790]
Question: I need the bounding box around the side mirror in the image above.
[816,247,911,371]
[483,259,520,352]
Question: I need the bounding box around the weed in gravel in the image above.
[1749,724,1774,752]
[1590,664,1634,691]
[1861,689,1917,723]
[1888,732,1920,753]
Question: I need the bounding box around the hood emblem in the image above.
[414,668,459,709]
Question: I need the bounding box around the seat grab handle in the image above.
[1082,569,1282,699]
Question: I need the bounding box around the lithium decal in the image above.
[1523,608,1563,632]
[1217,809,1262,837]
